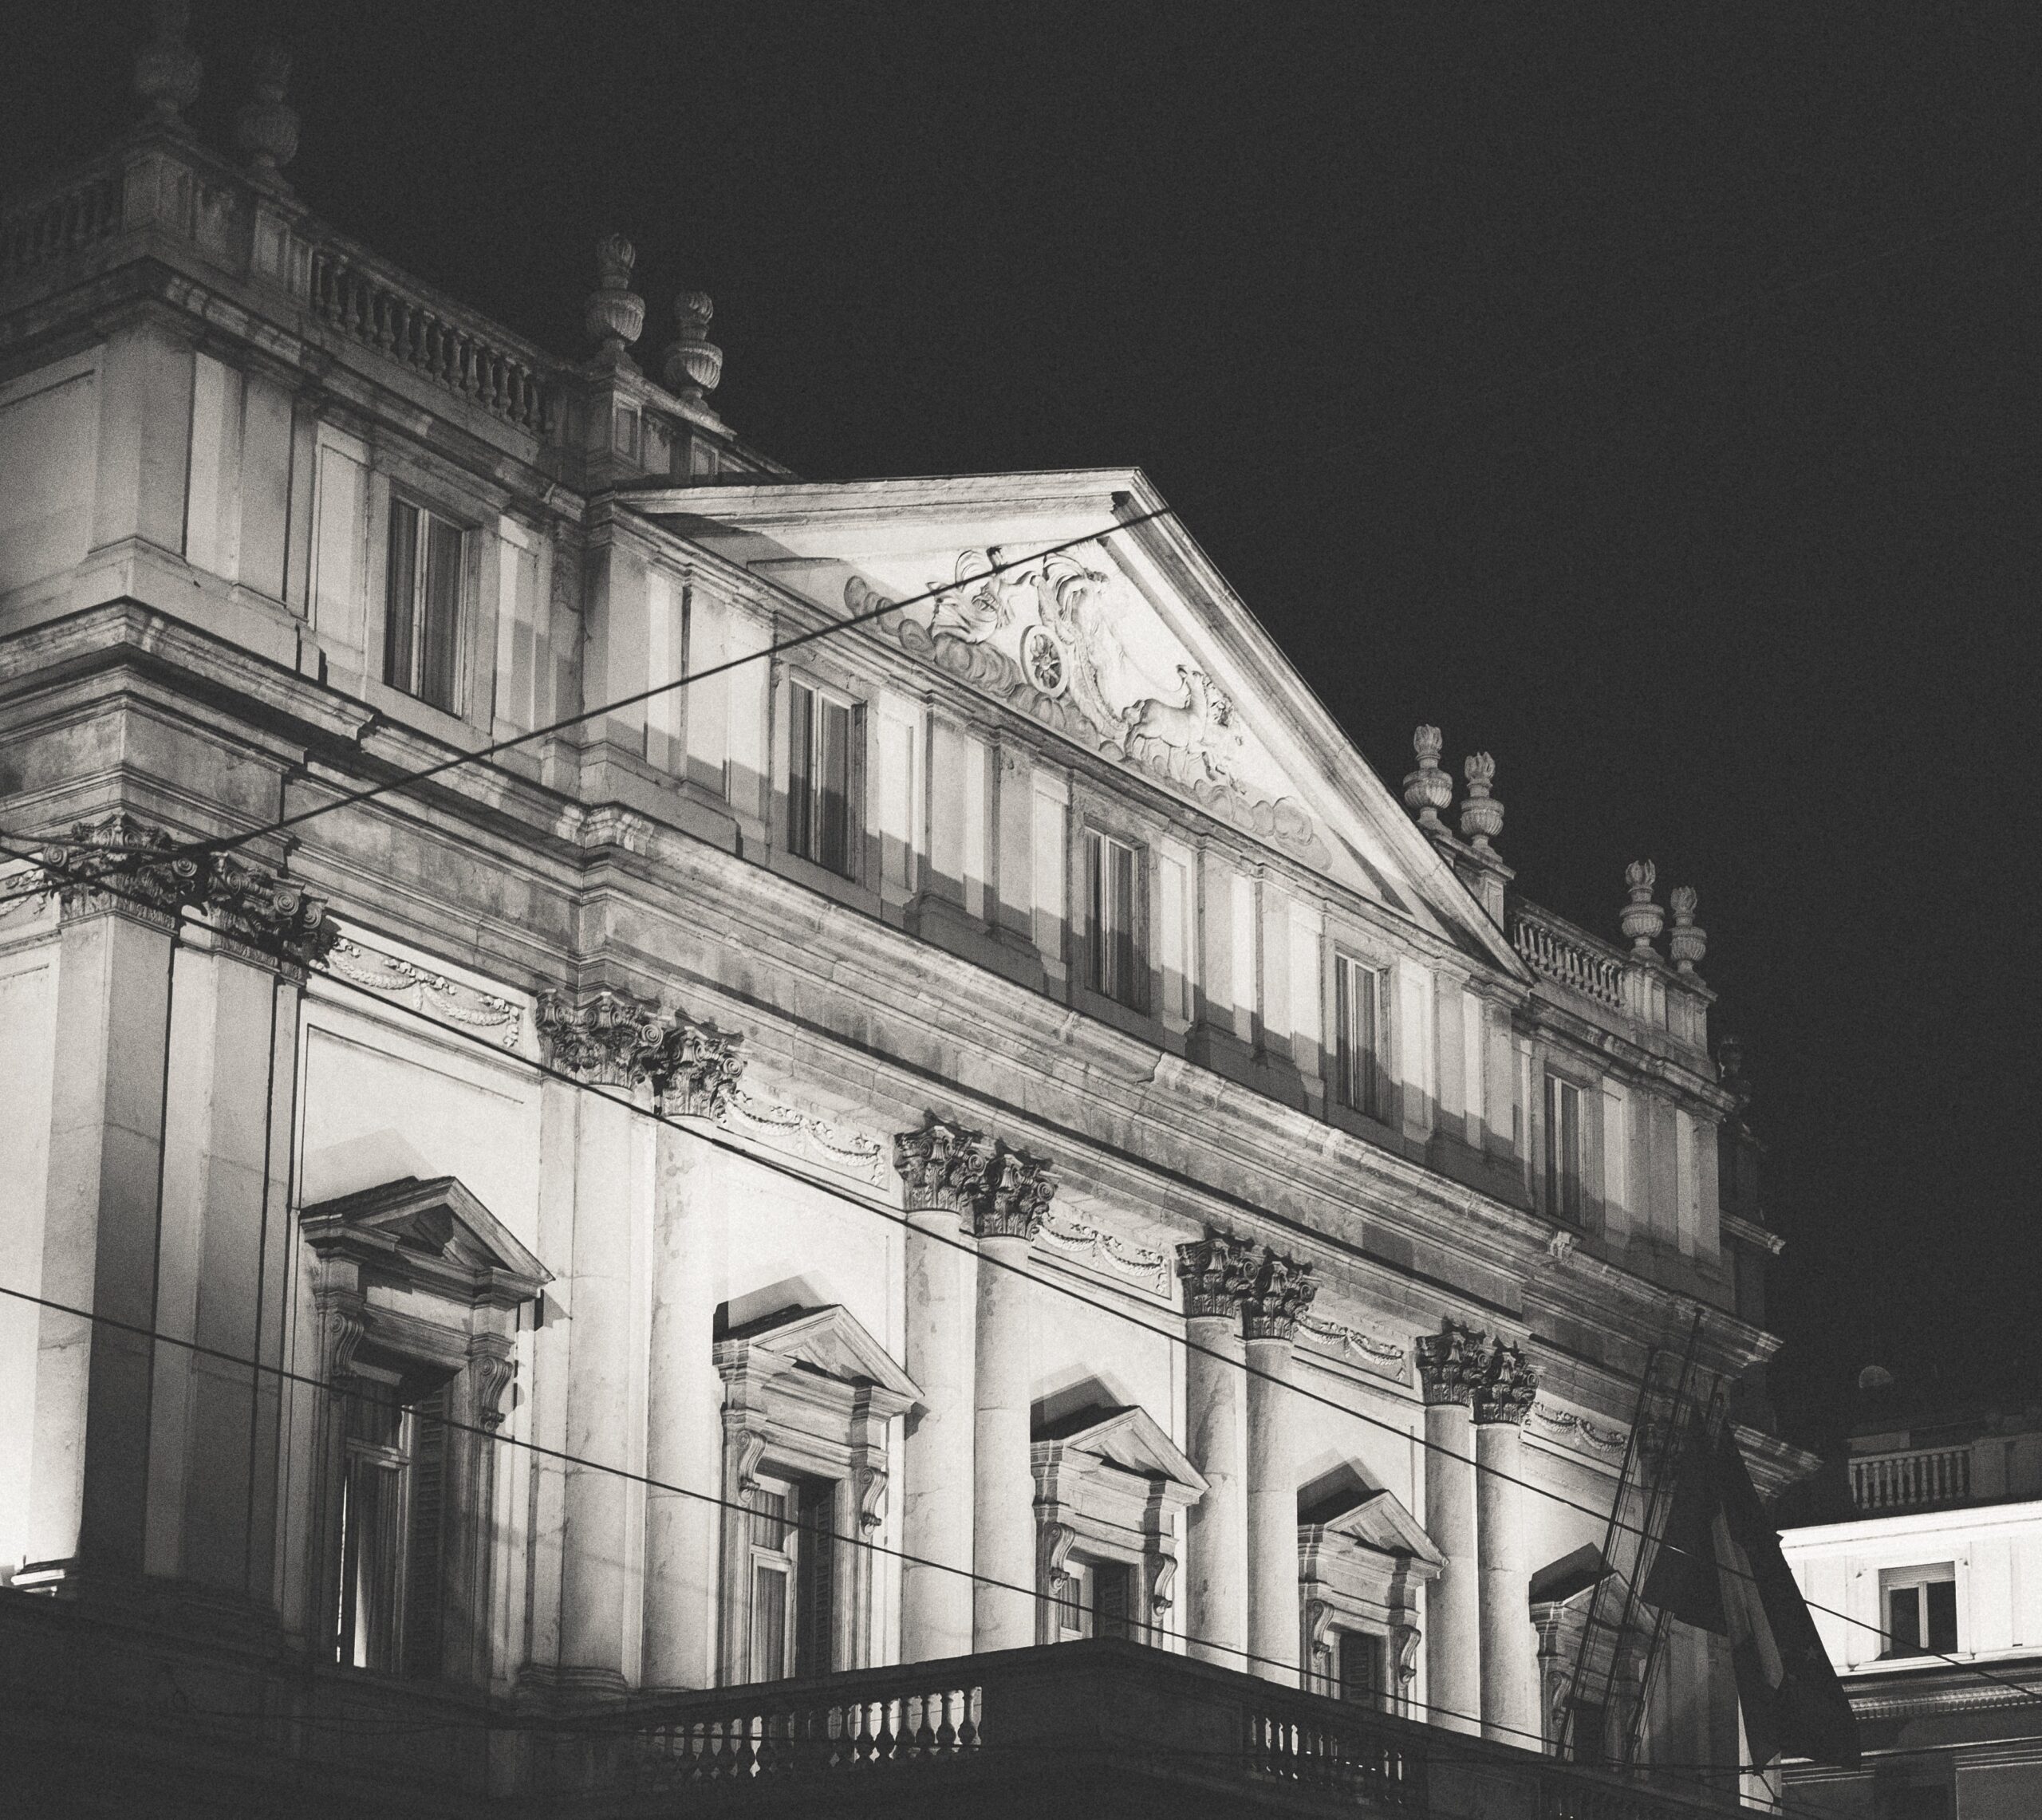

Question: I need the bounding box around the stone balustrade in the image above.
[1510,900,1710,1053]
[0,169,120,275]
[1851,1444,1972,1514]
[1512,902,1626,1010]
[305,243,552,432]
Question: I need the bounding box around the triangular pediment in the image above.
[1300,1486,1445,1571]
[720,1303,921,1413]
[628,471,1525,975]
[299,1174,550,1301]
[1034,1402,1208,1496]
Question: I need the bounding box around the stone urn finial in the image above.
[1668,885,1706,973]
[584,234,645,364]
[135,0,203,131]
[1458,752,1504,851]
[1620,860,1664,951]
[662,289,724,400]
[1403,725,1452,831]
[235,42,299,180]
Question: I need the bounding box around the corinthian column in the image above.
[894,1116,982,1662]
[968,1140,1055,1653]
[1417,1319,1487,1735]
[539,988,667,1693]
[1243,1247,1315,1684]
[1474,1338,1540,1747]
[642,1014,744,1691]
[1177,1232,1256,1668]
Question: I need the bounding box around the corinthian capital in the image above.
[651,1013,745,1119]
[38,813,207,928]
[1176,1231,1258,1320]
[1472,1338,1539,1426]
[893,1113,1056,1242]
[537,987,668,1087]
[1240,1247,1318,1342]
[1415,1318,1489,1407]
[206,853,340,974]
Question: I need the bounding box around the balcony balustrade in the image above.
[1851,1444,1972,1514]
[1512,904,1626,1010]
[4,1587,1779,1818]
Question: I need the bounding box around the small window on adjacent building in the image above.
[334,1380,449,1678]
[1336,1629,1388,1711]
[788,680,856,876]
[1334,955,1385,1118]
[1882,1565,1957,1657]
[747,1474,836,1682]
[384,498,463,713]
[1544,1073,1583,1223]
[1086,829,1142,1009]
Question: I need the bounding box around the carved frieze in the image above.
[848,550,1325,862]
[536,987,668,1086]
[1295,1310,1408,1381]
[1240,1247,1318,1343]
[1039,1212,1171,1296]
[325,938,524,1049]
[1175,1231,1258,1320]
[893,1113,1056,1242]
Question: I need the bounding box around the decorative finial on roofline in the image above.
[585,234,645,366]
[236,42,299,182]
[1620,860,1664,951]
[663,290,723,400]
[1459,751,1503,852]
[135,0,203,132]
[1403,725,1451,831]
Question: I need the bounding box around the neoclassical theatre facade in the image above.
[0,27,1800,1820]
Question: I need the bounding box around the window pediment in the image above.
[714,1303,921,1420]
[1299,1487,1446,1578]
[300,1174,549,1309]
[1032,1403,1208,1503]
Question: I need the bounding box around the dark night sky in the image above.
[11,4,2040,1451]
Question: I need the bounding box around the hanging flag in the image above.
[1642,1415,1859,1769]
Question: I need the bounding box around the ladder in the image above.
[1559,1311,1708,1767]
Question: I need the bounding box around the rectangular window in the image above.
[1337,1629,1387,1711]
[1094,1561,1134,1641]
[1544,1073,1583,1223]
[384,498,463,712]
[747,1474,836,1681]
[333,1381,449,1678]
[1334,955,1385,1117]
[788,680,855,876]
[1882,1566,1957,1657]
[1086,829,1142,1009]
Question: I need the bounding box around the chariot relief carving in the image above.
[848,548,1324,861]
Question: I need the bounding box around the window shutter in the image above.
[788,683,815,859]
[402,1385,450,1680]
[420,515,463,711]
[384,499,419,691]
[1096,1562,1133,1641]
[794,1479,835,1676]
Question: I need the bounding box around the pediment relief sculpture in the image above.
[847,549,1325,862]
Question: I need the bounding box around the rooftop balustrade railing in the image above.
[1512,901,1628,1010]
[1851,1444,1973,1514]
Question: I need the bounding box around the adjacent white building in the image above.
[1781,1388,2042,1820]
